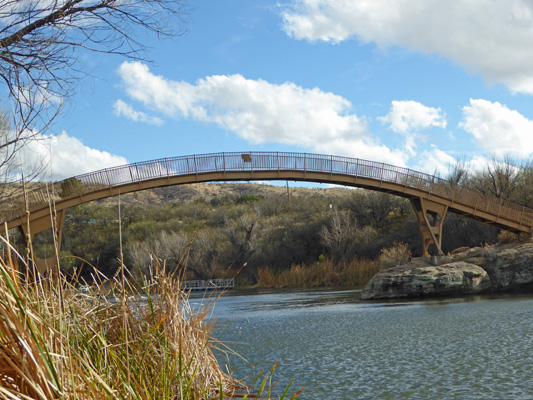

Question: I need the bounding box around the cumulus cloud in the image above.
[379,100,446,133]
[414,147,456,176]
[412,149,510,178]
[18,132,128,180]
[379,100,446,155]
[459,99,533,157]
[113,100,163,126]
[281,0,533,93]
[116,61,407,165]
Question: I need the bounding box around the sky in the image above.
[15,0,533,181]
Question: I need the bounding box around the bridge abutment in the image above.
[410,197,448,256]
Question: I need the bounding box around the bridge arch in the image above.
[2,152,532,271]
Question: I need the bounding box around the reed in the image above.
[0,186,302,399]
[254,258,380,289]
[0,242,250,399]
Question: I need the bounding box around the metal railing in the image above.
[181,278,234,291]
[1,151,532,229]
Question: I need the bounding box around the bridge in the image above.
[1,151,532,271]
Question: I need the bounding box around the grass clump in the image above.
[378,241,411,270]
[0,244,248,399]
[254,258,380,289]
[497,230,531,244]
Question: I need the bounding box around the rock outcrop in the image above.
[361,241,533,300]
[360,259,491,300]
[455,242,533,291]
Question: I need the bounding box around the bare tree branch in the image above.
[0,0,188,182]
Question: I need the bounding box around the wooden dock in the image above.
[181,278,234,291]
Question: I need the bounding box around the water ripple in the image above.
[213,290,533,399]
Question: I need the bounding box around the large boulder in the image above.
[456,242,533,291]
[362,242,533,300]
[360,259,491,300]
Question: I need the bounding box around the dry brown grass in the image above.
[0,243,248,399]
[378,241,412,270]
[496,231,531,244]
[254,258,380,289]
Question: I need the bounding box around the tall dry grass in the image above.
[378,241,411,270]
[0,241,251,399]
[255,258,380,289]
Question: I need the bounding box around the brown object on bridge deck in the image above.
[1,152,532,269]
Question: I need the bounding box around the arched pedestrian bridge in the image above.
[1,152,532,269]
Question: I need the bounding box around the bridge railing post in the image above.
[104,168,111,187]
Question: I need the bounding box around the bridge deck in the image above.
[1,152,532,234]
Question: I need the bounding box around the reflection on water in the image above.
[203,289,533,399]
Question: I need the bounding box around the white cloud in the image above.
[117,61,408,165]
[18,132,128,180]
[412,148,514,179]
[113,100,163,126]
[459,99,533,157]
[282,0,533,93]
[414,147,456,176]
[466,155,494,173]
[379,100,446,134]
[379,100,446,155]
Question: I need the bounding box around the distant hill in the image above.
[98,182,355,206]
[0,180,356,208]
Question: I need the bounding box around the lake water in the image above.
[203,288,533,399]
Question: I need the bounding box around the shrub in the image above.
[497,230,530,244]
[255,266,275,288]
[497,231,519,244]
[378,241,412,269]
[58,177,84,198]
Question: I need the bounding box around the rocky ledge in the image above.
[361,241,533,300]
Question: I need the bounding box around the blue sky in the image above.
[18,0,533,180]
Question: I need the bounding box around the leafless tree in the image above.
[187,229,222,279]
[515,161,533,208]
[446,159,470,188]
[320,208,358,261]
[0,0,188,181]
[0,108,44,197]
[223,211,260,269]
[126,229,189,277]
[469,156,524,201]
